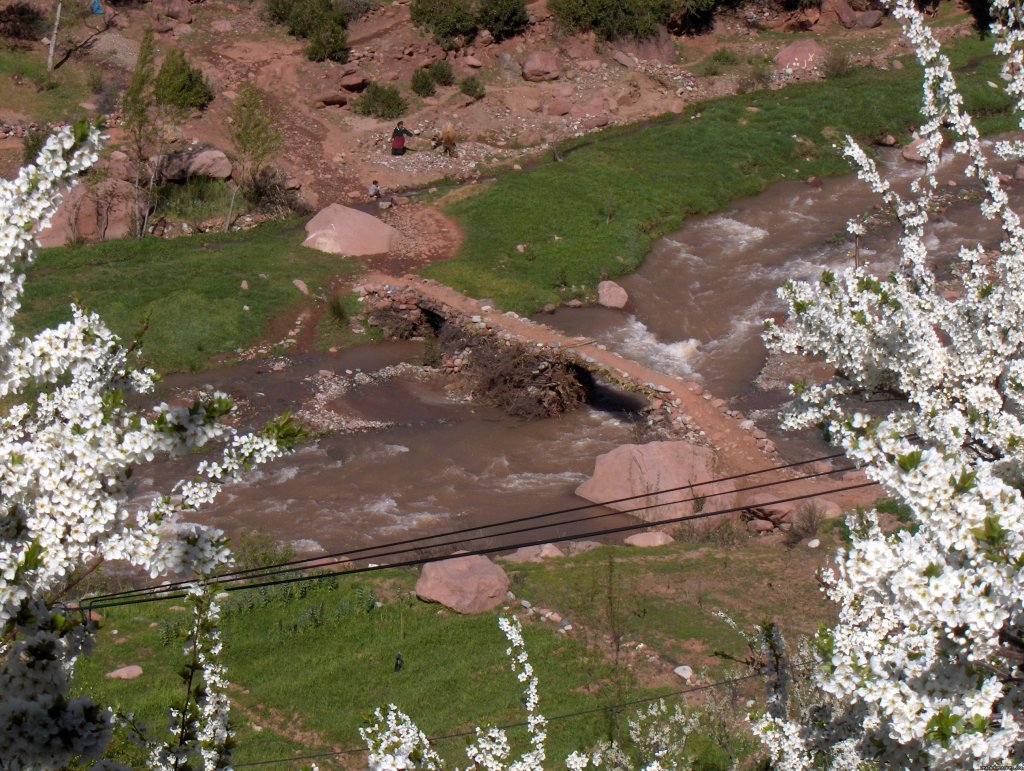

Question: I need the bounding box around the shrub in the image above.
[475,0,528,41]
[0,1,46,40]
[460,74,485,100]
[708,46,739,66]
[305,23,349,62]
[286,0,346,38]
[549,0,670,40]
[822,48,853,78]
[411,67,436,97]
[427,58,455,86]
[154,49,213,111]
[263,0,292,23]
[351,83,408,119]
[410,0,476,46]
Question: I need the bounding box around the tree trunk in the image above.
[46,0,62,73]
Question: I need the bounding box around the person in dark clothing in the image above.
[391,121,413,156]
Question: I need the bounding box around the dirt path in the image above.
[358,271,877,512]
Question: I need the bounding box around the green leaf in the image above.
[896,450,923,472]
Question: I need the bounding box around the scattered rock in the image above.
[106,665,143,680]
[831,0,858,27]
[154,0,190,22]
[340,71,369,92]
[673,665,694,681]
[292,279,309,295]
[302,203,399,256]
[625,531,674,547]
[856,9,884,27]
[497,52,523,80]
[211,19,232,32]
[522,51,561,82]
[597,280,629,309]
[415,554,510,613]
[545,98,572,116]
[315,92,349,107]
[613,50,638,69]
[807,538,821,548]
[503,543,566,563]
[464,55,483,68]
[747,519,775,533]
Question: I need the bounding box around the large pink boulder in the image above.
[774,39,825,71]
[597,280,629,309]
[522,51,561,82]
[302,204,399,256]
[416,554,509,613]
[576,441,738,530]
[106,665,143,680]
[161,148,232,181]
[38,179,135,247]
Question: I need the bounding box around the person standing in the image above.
[391,121,413,156]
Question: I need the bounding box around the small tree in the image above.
[229,83,282,186]
[0,123,301,767]
[154,48,213,111]
[122,28,156,237]
[410,0,476,47]
[756,0,1024,764]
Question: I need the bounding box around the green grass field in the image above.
[22,219,361,372]
[424,35,1016,313]
[74,533,836,768]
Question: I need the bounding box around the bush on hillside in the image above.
[0,2,46,41]
[263,0,291,23]
[264,0,351,61]
[411,67,436,97]
[550,0,724,39]
[549,0,669,40]
[475,0,528,41]
[351,83,408,119]
[427,59,455,86]
[410,0,477,47]
[154,49,213,111]
[305,23,350,61]
[460,74,485,100]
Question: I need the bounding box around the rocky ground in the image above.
[0,0,976,253]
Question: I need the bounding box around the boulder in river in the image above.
[576,441,738,531]
[597,280,629,309]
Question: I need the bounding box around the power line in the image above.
[232,662,814,768]
[83,479,875,610]
[103,462,855,605]
[82,450,851,606]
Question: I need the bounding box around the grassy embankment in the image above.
[76,533,837,768]
[21,219,361,372]
[425,34,1016,313]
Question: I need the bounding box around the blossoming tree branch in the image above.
[0,123,300,769]
[758,0,1024,765]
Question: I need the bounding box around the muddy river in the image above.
[146,145,1022,556]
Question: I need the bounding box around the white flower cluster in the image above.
[148,583,232,771]
[362,617,697,770]
[759,0,1024,765]
[0,125,290,767]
